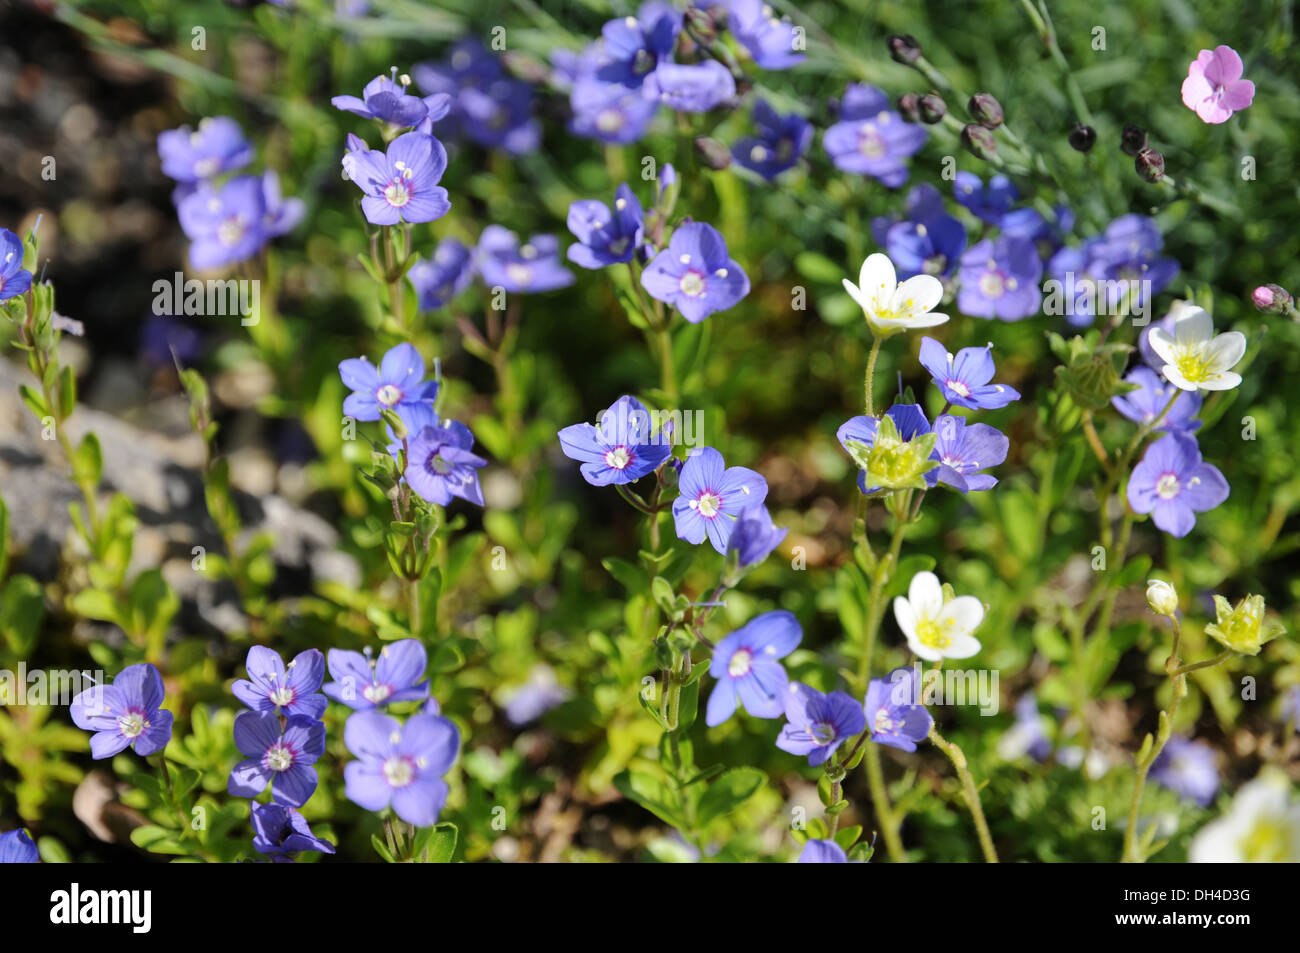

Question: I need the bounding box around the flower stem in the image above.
[864,336,882,418]
[928,724,999,863]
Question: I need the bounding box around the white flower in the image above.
[1189,774,1300,862]
[1145,579,1179,617]
[843,253,948,338]
[1148,300,1246,392]
[892,570,983,662]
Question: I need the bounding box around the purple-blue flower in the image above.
[259,171,305,239]
[0,228,33,301]
[324,640,430,710]
[798,839,848,863]
[408,237,475,311]
[339,342,439,423]
[228,712,325,808]
[597,3,682,88]
[569,78,660,143]
[1150,736,1219,807]
[1126,431,1228,538]
[176,176,267,270]
[70,663,174,760]
[477,226,574,293]
[836,404,932,495]
[344,710,459,827]
[776,683,866,767]
[557,394,671,486]
[232,646,327,720]
[918,336,1021,410]
[404,418,488,507]
[706,610,801,726]
[998,693,1051,762]
[953,172,1018,225]
[250,803,336,859]
[642,60,736,112]
[732,100,812,180]
[1047,215,1178,327]
[930,414,1009,493]
[0,829,39,863]
[957,235,1043,321]
[342,131,450,226]
[824,84,926,187]
[872,185,967,279]
[332,69,435,127]
[567,183,645,268]
[502,665,571,726]
[727,504,788,568]
[672,446,768,553]
[1001,204,1074,258]
[863,666,933,753]
[413,41,540,154]
[727,0,806,70]
[641,222,749,323]
[157,117,253,183]
[1112,366,1202,432]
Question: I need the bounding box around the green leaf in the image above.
[614,769,682,827]
[370,834,397,863]
[130,825,187,855]
[413,822,458,863]
[602,557,648,594]
[696,767,765,826]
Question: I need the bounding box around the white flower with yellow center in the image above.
[842,253,947,338]
[892,570,984,661]
[1147,301,1246,392]
[1189,774,1300,862]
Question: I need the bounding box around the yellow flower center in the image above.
[916,618,951,650]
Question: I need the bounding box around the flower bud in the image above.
[1205,594,1286,656]
[896,93,921,123]
[961,123,997,160]
[918,92,946,124]
[1068,122,1096,152]
[1120,124,1147,157]
[1252,284,1293,314]
[888,34,922,65]
[694,136,732,170]
[968,93,1004,128]
[1145,579,1179,617]
[1135,148,1165,183]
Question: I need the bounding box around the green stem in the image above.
[929,725,999,863]
[863,336,882,418]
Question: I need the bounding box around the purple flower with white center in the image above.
[881,214,967,281]
[641,222,749,323]
[228,712,325,808]
[250,803,336,859]
[502,665,571,726]
[324,640,430,710]
[918,336,1021,410]
[1048,215,1178,326]
[798,839,848,863]
[1126,431,1229,538]
[598,3,682,88]
[231,646,327,720]
[413,41,541,155]
[177,176,267,270]
[727,0,806,70]
[344,710,459,827]
[1001,204,1074,258]
[953,172,1018,225]
[997,693,1052,762]
[824,84,926,187]
[0,228,33,301]
[338,342,438,423]
[259,171,305,239]
[706,610,801,726]
[836,404,932,495]
[776,683,866,767]
[1112,366,1202,433]
[672,446,768,553]
[1150,736,1219,807]
[929,414,1009,493]
[69,663,174,760]
[569,78,659,144]
[732,100,812,180]
[642,60,736,112]
[0,829,39,863]
[477,225,574,293]
[332,68,432,127]
[557,394,671,486]
[727,504,788,568]
[567,183,645,268]
[863,666,933,752]
[405,419,488,507]
[957,235,1043,321]
[408,237,475,311]
[342,131,450,226]
[157,117,253,183]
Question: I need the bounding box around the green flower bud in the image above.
[1145,579,1179,617]
[1135,148,1165,183]
[961,123,997,160]
[918,92,946,124]
[1252,284,1293,314]
[896,93,922,124]
[1204,594,1286,656]
[888,34,922,65]
[967,93,1003,128]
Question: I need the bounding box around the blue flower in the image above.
[706,610,801,726]
[414,41,540,154]
[259,171,305,239]
[332,68,434,127]
[776,683,866,766]
[502,665,571,726]
[872,185,967,279]
[477,226,574,293]
[1150,736,1219,807]
[672,447,768,553]
[727,504,788,568]
[1000,204,1074,258]
[176,176,268,270]
[157,117,253,183]
[641,222,749,323]
[569,78,659,143]
[404,418,488,507]
[957,235,1043,320]
[953,172,1017,225]
[567,183,645,268]
[325,640,431,710]
[732,100,812,180]
[228,712,325,808]
[338,343,439,423]
[1047,215,1178,326]
[1126,431,1228,538]
[824,84,926,187]
[597,3,682,89]
[727,0,806,70]
[70,663,174,759]
[342,131,451,226]
[408,237,476,310]
[557,394,671,486]
[0,228,33,301]
[1112,366,1202,432]
[930,414,1009,493]
[0,829,39,863]
[863,666,933,752]
[251,803,336,859]
[344,710,459,827]
[918,336,1021,410]
[798,839,848,863]
[642,61,736,112]
[997,693,1051,762]
[232,646,327,720]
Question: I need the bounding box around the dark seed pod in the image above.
[1120,124,1148,157]
[919,92,946,124]
[961,123,997,160]
[1068,123,1096,152]
[1135,148,1165,183]
[888,34,922,65]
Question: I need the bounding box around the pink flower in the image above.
[1181,45,1254,124]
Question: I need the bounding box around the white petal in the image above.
[903,312,949,328]
[891,274,944,317]
[1197,370,1241,391]
[940,595,985,637]
[1205,330,1246,372]
[1172,306,1213,346]
[906,634,943,663]
[842,278,870,314]
[942,633,982,660]
[1147,329,1178,367]
[1160,364,1200,392]
[858,253,897,311]
[892,596,917,641]
[908,571,943,617]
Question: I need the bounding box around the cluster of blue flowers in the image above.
[0,228,34,303]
